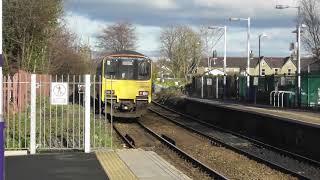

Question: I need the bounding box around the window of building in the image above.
[274,68,279,75]
[261,69,266,76]
[288,69,292,75]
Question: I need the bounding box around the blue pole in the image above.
[0,51,3,180]
[0,0,4,179]
[0,117,4,180]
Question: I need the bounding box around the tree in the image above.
[300,0,320,60]
[3,0,63,74]
[97,22,138,53]
[160,25,202,82]
[3,0,94,75]
[199,26,221,59]
[47,25,94,75]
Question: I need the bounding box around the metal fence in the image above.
[190,74,319,109]
[2,72,113,153]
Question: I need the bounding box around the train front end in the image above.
[100,51,152,118]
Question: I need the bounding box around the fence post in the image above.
[30,74,36,154]
[216,77,219,99]
[84,75,91,153]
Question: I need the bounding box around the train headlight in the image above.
[139,91,149,96]
[106,90,115,95]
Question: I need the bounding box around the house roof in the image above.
[300,58,320,72]
[199,56,317,70]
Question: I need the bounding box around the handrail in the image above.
[270,91,295,108]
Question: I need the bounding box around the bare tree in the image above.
[160,25,202,81]
[199,26,222,67]
[97,22,138,53]
[300,0,320,60]
[48,25,95,75]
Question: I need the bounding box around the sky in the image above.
[63,0,307,58]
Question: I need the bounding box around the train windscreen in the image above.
[105,58,151,80]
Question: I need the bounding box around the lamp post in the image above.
[258,33,267,76]
[208,26,227,99]
[276,4,302,107]
[229,17,251,100]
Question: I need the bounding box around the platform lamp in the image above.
[275,4,303,107]
[229,17,251,101]
[208,26,227,100]
[258,33,267,77]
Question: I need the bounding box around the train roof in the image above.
[107,50,147,58]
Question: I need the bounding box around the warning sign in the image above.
[51,83,69,105]
[318,88,320,105]
[207,78,212,85]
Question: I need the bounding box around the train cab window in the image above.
[118,59,134,79]
[138,60,151,80]
[105,60,117,78]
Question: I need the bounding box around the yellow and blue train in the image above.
[97,50,152,117]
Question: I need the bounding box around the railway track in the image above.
[112,124,135,148]
[149,101,320,180]
[113,122,228,180]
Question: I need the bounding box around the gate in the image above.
[2,71,112,154]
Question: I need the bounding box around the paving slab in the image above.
[5,152,108,180]
[95,150,138,180]
[117,149,191,180]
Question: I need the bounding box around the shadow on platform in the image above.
[5,152,108,180]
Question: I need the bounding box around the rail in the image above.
[112,124,135,148]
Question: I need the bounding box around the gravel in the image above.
[150,103,320,179]
[114,122,211,180]
[140,112,296,180]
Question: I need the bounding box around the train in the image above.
[96,50,152,118]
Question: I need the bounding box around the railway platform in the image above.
[97,149,191,180]
[6,149,190,180]
[5,152,108,180]
[175,96,320,162]
[185,97,320,126]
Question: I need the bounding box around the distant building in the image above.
[197,56,318,76]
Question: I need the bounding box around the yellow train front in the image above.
[99,50,152,118]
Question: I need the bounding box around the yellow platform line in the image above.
[96,151,138,180]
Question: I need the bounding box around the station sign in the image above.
[253,77,259,86]
[207,78,212,85]
[51,82,69,105]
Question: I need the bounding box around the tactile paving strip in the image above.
[117,149,191,180]
[96,151,138,180]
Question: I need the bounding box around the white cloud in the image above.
[64,0,303,57]
[67,0,178,10]
[193,0,299,18]
[65,13,162,55]
[212,27,297,56]
[65,13,108,49]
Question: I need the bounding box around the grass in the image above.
[4,97,118,151]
